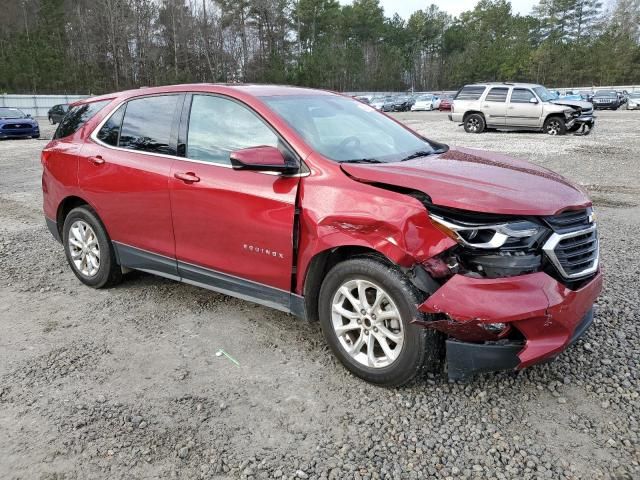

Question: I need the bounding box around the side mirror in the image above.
[230,146,297,174]
[26,113,32,118]
[529,98,538,104]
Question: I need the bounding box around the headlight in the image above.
[429,214,544,250]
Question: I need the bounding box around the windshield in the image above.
[262,95,442,163]
[629,93,640,99]
[0,108,27,119]
[417,95,433,101]
[596,90,617,97]
[532,87,556,102]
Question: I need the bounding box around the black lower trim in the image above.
[446,341,522,382]
[113,242,306,319]
[568,307,594,345]
[113,242,179,279]
[46,217,61,243]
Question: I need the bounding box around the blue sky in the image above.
[338,0,540,18]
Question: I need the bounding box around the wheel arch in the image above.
[462,110,485,122]
[56,195,99,238]
[543,112,565,123]
[302,245,396,323]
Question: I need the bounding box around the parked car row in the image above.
[360,93,453,112]
[0,102,70,140]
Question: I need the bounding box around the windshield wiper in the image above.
[400,150,434,162]
[340,158,385,164]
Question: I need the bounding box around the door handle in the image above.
[89,155,105,165]
[174,172,200,183]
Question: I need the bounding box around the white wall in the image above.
[0,94,90,117]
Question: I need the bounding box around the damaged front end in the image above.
[553,100,596,135]
[411,204,602,381]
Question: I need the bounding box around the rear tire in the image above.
[464,113,485,133]
[544,116,566,135]
[318,257,442,387]
[62,206,122,289]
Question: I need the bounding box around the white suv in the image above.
[450,83,595,135]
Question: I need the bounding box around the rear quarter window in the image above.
[455,86,486,101]
[54,100,111,139]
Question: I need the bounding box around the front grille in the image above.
[543,226,599,279]
[2,123,30,130]
[544,209,591,232]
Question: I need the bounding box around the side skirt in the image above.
[113,242,306,319]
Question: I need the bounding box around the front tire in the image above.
[318,257,442,387]
[464,113,485,133]
[62,206,122,288]
[544,116,566,135]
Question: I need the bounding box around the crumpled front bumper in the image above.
[418,271,603,381]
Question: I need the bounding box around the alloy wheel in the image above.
[547,120,561,135]
[331,279,404,368]
[68,220,101,277]
[467,118,479,132]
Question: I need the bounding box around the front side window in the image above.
[485,87,509,102]
[96,104,125,146]
[262,95,443,163]
[119,95,179,155]
[510,88,536,103]
[186,95,278,165]
[54,100,110,139]
[532,86,556,102]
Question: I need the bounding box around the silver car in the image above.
[450,83,595,135]
[626,92,640,110]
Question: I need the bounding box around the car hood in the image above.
[340,146,591,216]
[550,99,593,110]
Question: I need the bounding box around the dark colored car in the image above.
[42,85,601,386]
[392,96,412,112]
[592,90,621,110]
[0,107,40,139]
[48,104,70,124]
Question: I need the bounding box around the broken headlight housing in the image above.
[428,213,546,250]
[427,208,550,278]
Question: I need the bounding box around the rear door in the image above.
[506,88,542,127]
[482,87,509,126]
[80,94,182,276]
[169,93,300,295]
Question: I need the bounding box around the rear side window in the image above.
[96,105,125,146]
[455,86,486,100]
[118,95,179,155]
[485,87,509,102]
[186,95,278,165]
[54,100,110,139]
[510,88,536,103]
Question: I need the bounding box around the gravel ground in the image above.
[0,112,638,480]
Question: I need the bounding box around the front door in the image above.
[506,88,543,127]
[482,87,509,127]
[169,94,300,295]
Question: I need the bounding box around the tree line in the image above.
[0,0,638,95]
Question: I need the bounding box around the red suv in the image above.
[42,85,602,386]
